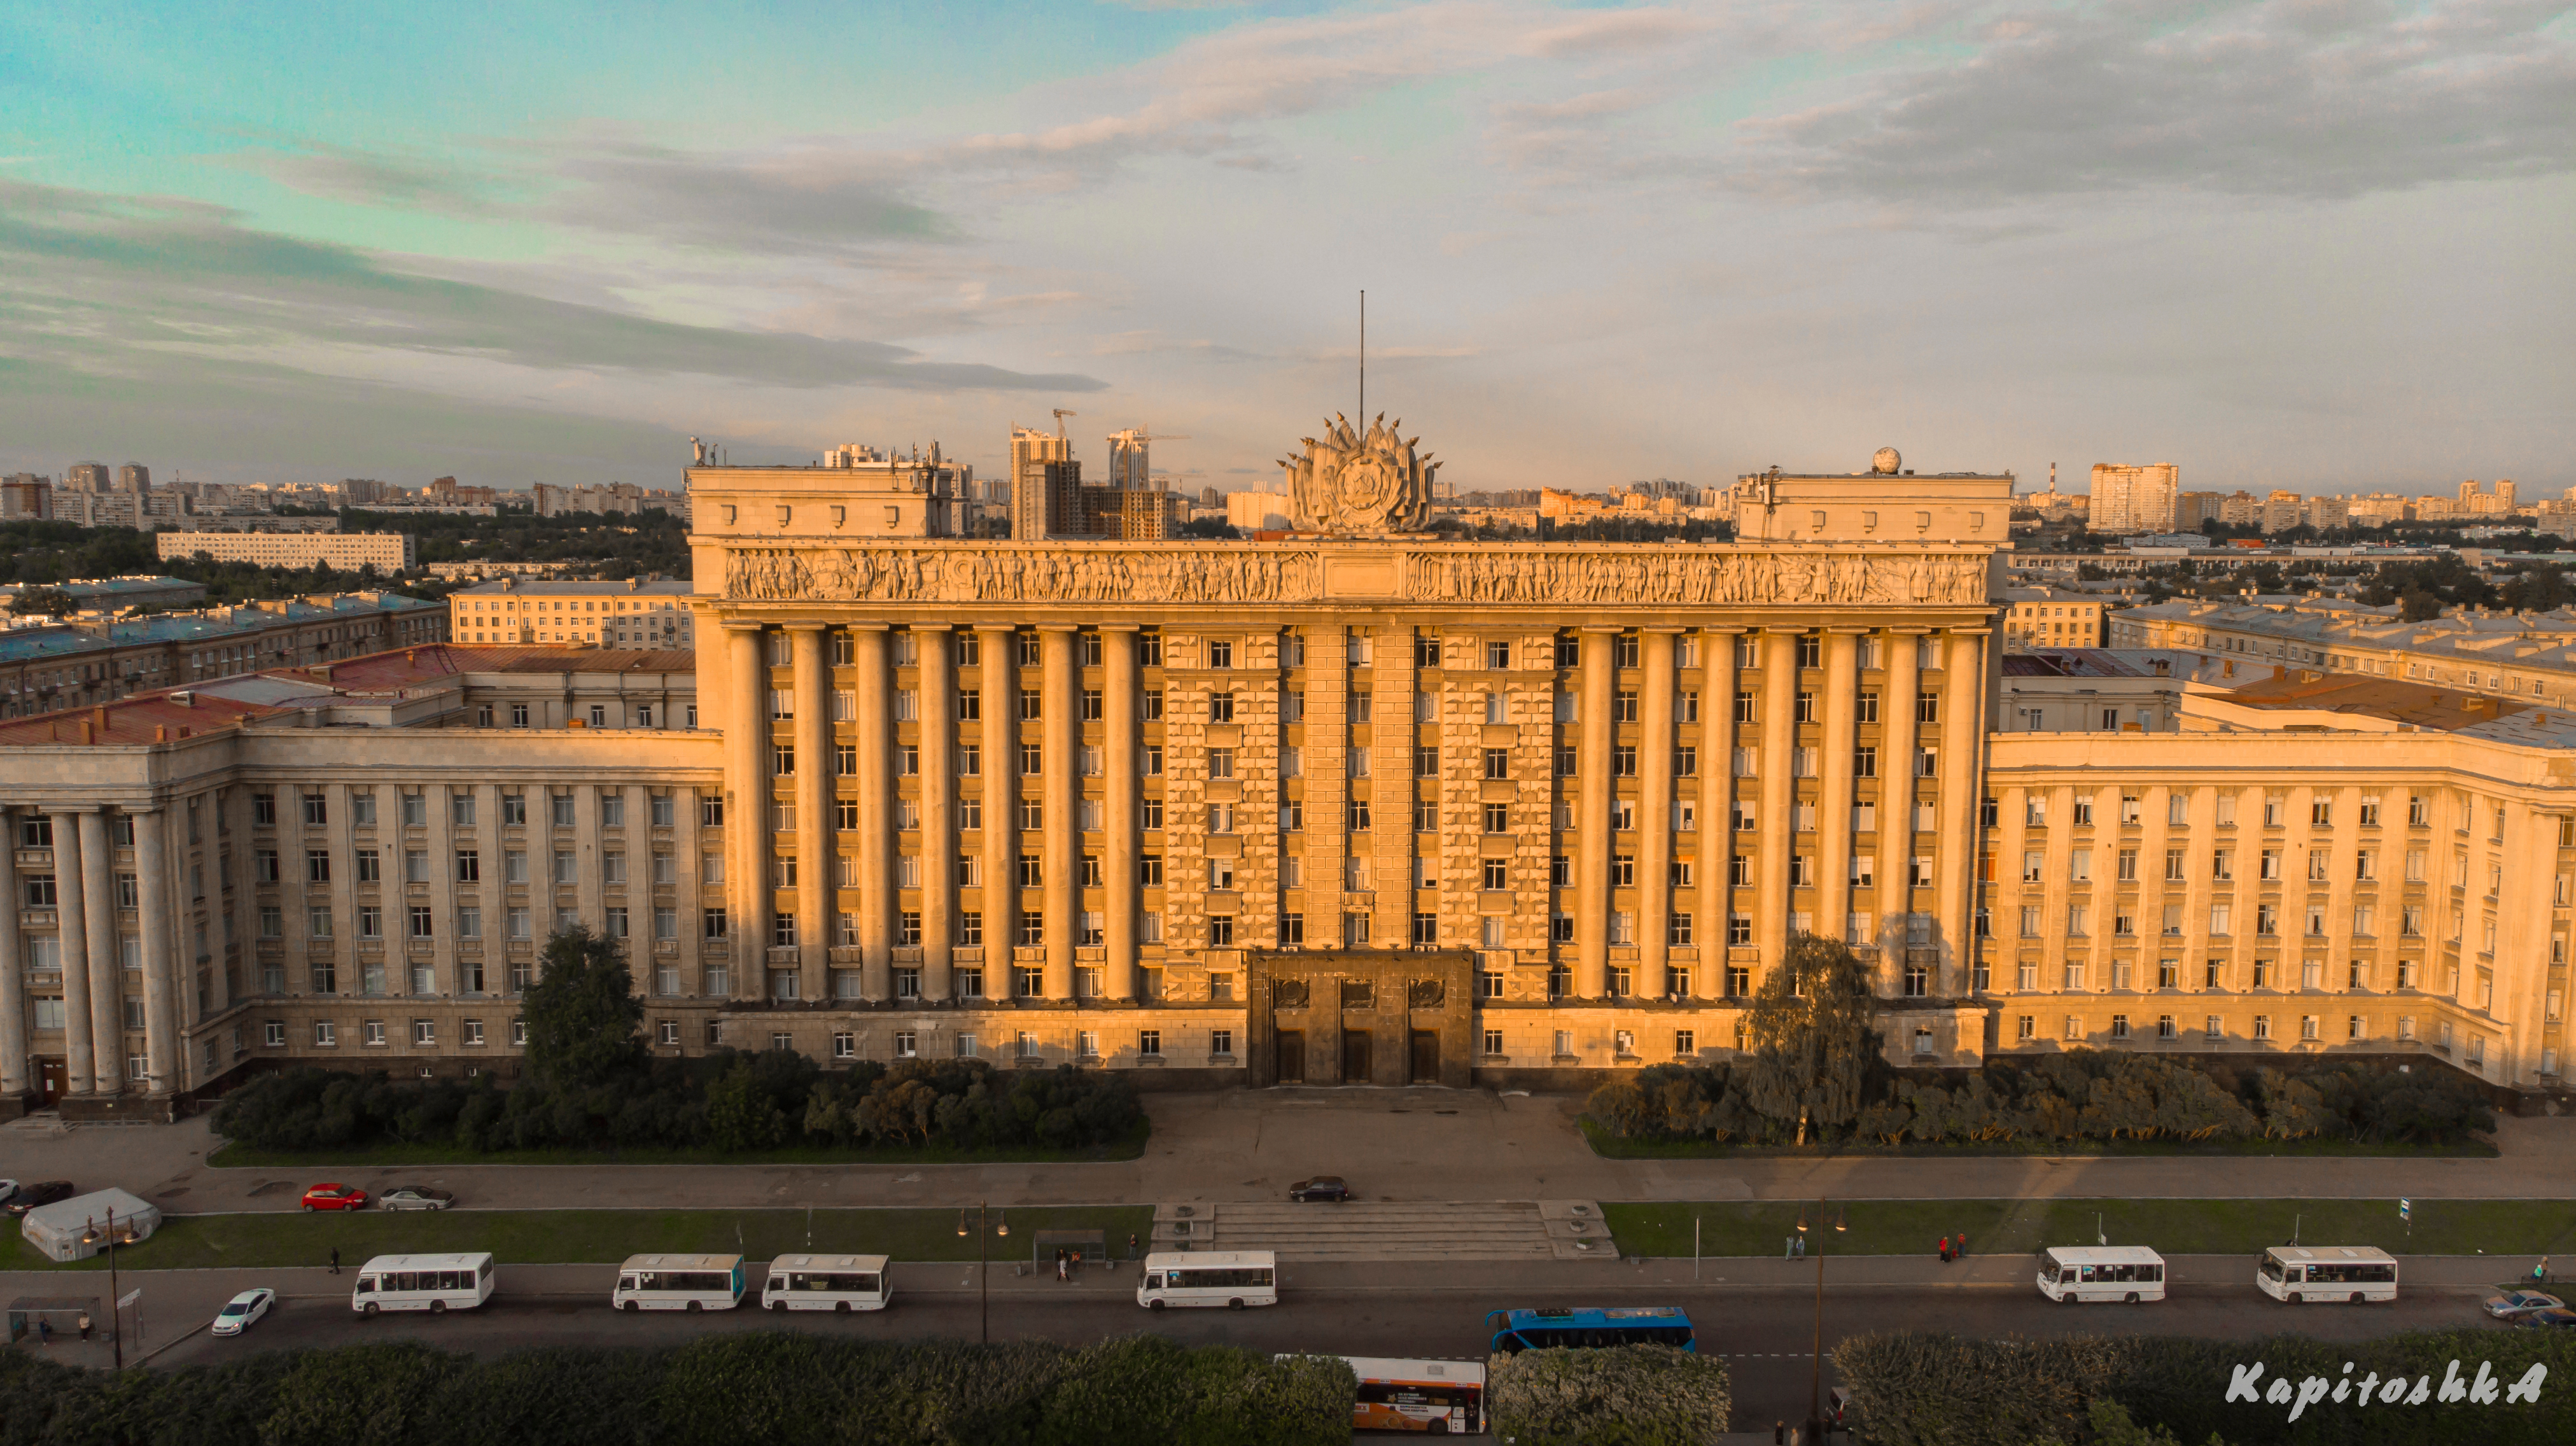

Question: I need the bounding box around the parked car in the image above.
[0,1180,17,1208]
[2484,1289,2566,1321]
[4,1182,74,1218]
[377,1187,456,1212]
[209,1289,276,1337]
[1287,1176,1352,1202]
[2514,1307,2576,1331]
[300,1184,368,1212]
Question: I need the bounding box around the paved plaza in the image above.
[5,1087,2572,1218]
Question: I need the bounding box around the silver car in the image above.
[2484,1289,2565,1320]
[377,1187,457,1212]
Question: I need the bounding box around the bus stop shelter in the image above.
[7,1298,97,1344]
[1032,1230,1107,1274]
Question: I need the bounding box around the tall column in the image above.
[918,626,957,1004]
[1875,630,1923,953]
[1574,627,1618,999]
[79,809,119,1094]
[1935,629,1987,993]
[790,624,832,1004]
[1817,630,1861,957]
[426,785,458,997]
[1755,631,1800,974]
[1638,629,1679,999]
[1103,626,1140,1001]
[722,624,769,1000]
[0,815,26,1099]
[977,626,1018,1001]
[851,626,893,1001]
[135,808,176,1095]
[48,808,95,1096]
[1040,626,1079,1000]
[1693,631,1739,999]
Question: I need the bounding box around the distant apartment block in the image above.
[157,530,416,572]
[0,591,445,717]
[2086,463,2178,533]
[0,576,208,615]
[446,578,696,649]
[2000,586,2110,652]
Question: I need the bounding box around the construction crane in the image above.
[1051,408,1076,438]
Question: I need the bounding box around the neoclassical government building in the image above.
[3,446,2569,1118]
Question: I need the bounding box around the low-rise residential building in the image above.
[1998,650,2196,733]
[157,530,416,572]
[2110,598,2576,710]
[445,578,696,649]
[0,593,447,717]
[2001,587,2110,652]
[0,577,208,615]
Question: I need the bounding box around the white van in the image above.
[2037,1246,2167,1303]
[352,1253,496,1315]
[613,1253,746,1312]
[760,1254,891,1312]
[1138,1251,1278,1310]
[2257,1246,2398,1303]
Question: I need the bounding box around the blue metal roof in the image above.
[0,594,438,663]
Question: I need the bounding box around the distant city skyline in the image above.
[2,2,2568,495]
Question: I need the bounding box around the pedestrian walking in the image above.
[1956,1231,1970,1260]
[330,1246,341,1275]
[1128,1232,1140,1263]
[77,1312,91,1340]
[1785,1235,1796,1260]
[1939,1236,1953,1264]
[1056,1248,1068,1282]
[35,1319,49,1348]
[2533,1256,2551,1286]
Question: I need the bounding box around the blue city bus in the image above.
[1483,1305,1696,1354]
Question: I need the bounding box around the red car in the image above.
[300,1183,368,1212]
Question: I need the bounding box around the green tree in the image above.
[1740,934,1880,1142]
[6,586,74,617]
[521,925,646,1094]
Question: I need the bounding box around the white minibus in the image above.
[2257,1245,2398,1303]
[2037,1246,2167,1303]
[351,1253,496,1315]
[613,1253,746,1312]
[1137,1251,1278,1310]
[760,1253,892,1312]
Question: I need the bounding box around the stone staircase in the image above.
[1151,1200,1614,1262]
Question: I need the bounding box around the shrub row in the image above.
[213,1054,1144,1156]
[1487,1345,1733,1445]
[1838,1328,2575,1445]
[1589,1051,2493,1149]
[0,1335,1355,1446]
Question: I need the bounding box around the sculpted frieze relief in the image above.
[722,544,1987,607]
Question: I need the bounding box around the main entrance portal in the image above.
[1247,948,1473,1088]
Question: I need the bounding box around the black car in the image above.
[1287,1176,1352,1202]
[4,1181,74,1218]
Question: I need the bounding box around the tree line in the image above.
[1587,937,2494,1149]
[211,927,1144,1156]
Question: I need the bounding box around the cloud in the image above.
[1723,0,2576,204]
[221,142,526,218]
[0,179,1107,393]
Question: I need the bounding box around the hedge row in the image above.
[1838,1329,2573,1445]
[213,1054,1143,1156]
[1590,1052,2493,1149]
[1487,1345,1733,1445]
[0,1335,1355,1446]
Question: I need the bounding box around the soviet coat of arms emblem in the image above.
[1280,412,1438,537]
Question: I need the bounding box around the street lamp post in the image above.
[78,1209,134,1371]
[1798,1201,1846,1442]
[957,1203,1009,1345]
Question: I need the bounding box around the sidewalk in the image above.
[9,1097,2572,1219]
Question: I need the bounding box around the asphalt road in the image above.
[154,1277,2505,1433]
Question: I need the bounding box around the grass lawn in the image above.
[207,1121,1150,1170]
[11,1205,1156,1274]
[1602,1197,2576,1260]
[1579,1118,2498,1160]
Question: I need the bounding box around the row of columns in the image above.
[0,805,183,1102]
[717,618,1989,1009]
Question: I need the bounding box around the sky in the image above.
[1,1,2570,498]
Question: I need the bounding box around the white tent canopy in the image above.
[20,1188,160,1263]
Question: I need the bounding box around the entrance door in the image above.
[1341,1030,1371,1085]
[1275,1031,1305,1084]
[1409,1030,1439,1084]
[34,1058,66,1107]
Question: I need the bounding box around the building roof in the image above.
[0,643,694,748]
[2120,597,2576,678]
[449,579,694,597]
[0,594,440,664]
[2000,649,2183,678]
[2188,671,2576,748]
